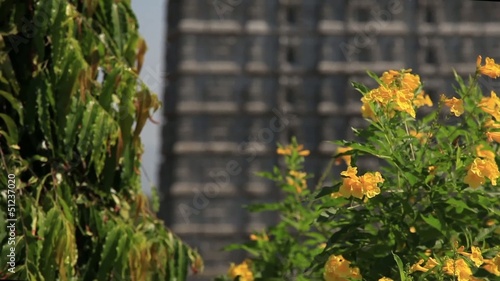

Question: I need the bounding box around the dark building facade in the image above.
[160,0,500,278]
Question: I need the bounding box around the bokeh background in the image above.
[134,0,500,279]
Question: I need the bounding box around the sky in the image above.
[131,0,168,194]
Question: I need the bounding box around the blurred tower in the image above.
[160,0,500,279]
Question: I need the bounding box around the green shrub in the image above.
[218,57,500,281]
[0,1,201,280]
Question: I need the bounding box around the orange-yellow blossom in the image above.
[249,232,269,242]
[443,96,464,117]
[335,147,353,166]
[381,69,421,93]
[483,253,500,276]
[338,166,384,199]
[487,131,500,143]
[277,144,310,156]
[477,55,500,78]
[324,255,362,281]
[287,170,307,193]
[378,278,393,281]
[443,258,473,281]
[479,91,500,121]
[228,260,254,281]
[410,257,438,273]
[413,91,433,107]
[458,246,484,267]
[361,69,423,119]
[476,145,496,161]
[464,157,500,188]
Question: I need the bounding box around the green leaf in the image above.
[314,183,341,199]
[0,113,18,144]
[421,214,442,233]
[392,252,407,281]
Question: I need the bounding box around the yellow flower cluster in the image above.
[277,144,310,156]
[411,246,500,280]
[286,170,307,193]
[477,55,500,78]
[464,145,499,188]
[331,166,384,199]
[361,69,432,119]
[227,259,254,281]
[323,255,361,281]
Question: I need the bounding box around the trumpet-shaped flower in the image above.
[324,255,362,281]
[476,145,496,161]
[477,55,500,78]
[443,258,473,281]
[483,253,500,276]
[458,246,484,267]
[479,91,500,121]
[443,97,464,117]
[487,131,500,143]
[287,170,307,193]
[413,91,433,107]
[464,157,500,188]
[277,144,310,156]
[228,260,254,281]
[335,147,353,166]
[339,166,383,199]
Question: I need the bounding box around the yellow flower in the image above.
[335,147,353,166]
[277,147,291,155]
[477,55,500,79]
[360,69,422,119]
[476,145,496,161]
[443,97,464,117]
[249,232,269,242]
[276,144,310,156]
[324,255,362,281]
[394,89,416,118]
[359,171,383,198]
[487,131,500,143]
[464,157,500,188]
[378,277,393,281]
[479,91,500,121]
[361,101,377,120]
[287,170,307,193]
[483,253,500,276]
[410,130,431,144]
[424,257,439,270]
[443,258,473,281]
[381,69,421,93]
[339,167,383,199]
[428,166,436,175]
[410,259,429,273]
[485,119,500,129]
[413,91,433,107]
[458,246,484,267]
[228,260,254,281]
[409,226,416,233]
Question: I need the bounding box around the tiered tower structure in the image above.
[161,0,500,278]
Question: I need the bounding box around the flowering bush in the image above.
[217,56,500,281]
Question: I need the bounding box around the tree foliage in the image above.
[0,0,202,280]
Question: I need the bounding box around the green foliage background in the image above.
[0,0,201,280]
